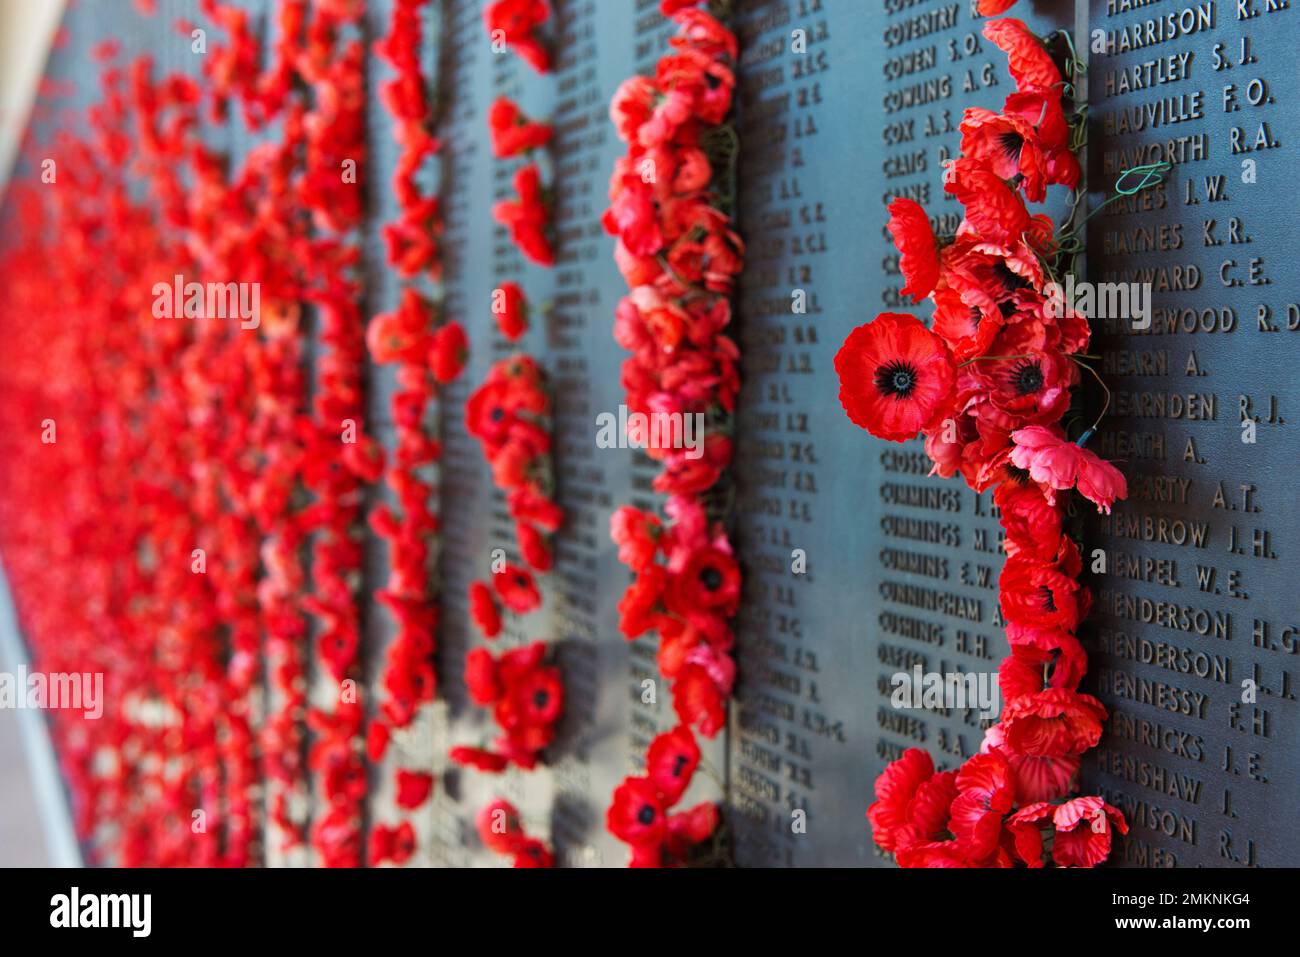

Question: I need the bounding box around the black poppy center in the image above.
[1039,584,1057,613]
[637,805,656,825]
[875,360,919,399]
[490,407,505,422]
[1011,361,1044,396]
[533,689,549,709]
[700,566,724,591]
[998,130,1025,159]
[1006,464,1033,485]
[672,754,689,777]
[993,262,1030,293]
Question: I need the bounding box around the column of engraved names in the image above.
[1083,0,1299,867]
[428,0,505,865]
[543,0,624,866]
[729,0,851,867]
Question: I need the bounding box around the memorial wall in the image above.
[0,0,1295,871]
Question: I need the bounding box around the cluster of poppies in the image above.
[840,18,1128,867]
[452,642,563,773]
[363,0,464,866]
[607,726,719,867]
[601,0,744,865]
[476,798,555,867]
[483,0,550,74]
[489,90,555,267]
[463,356,563,623]
[0,0,398,866]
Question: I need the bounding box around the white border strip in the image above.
[0,564,83,867]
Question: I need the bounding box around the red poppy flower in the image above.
[487,97,553,158]
[476,798,525,853]
[516,520,552,571]
[944,157,1032,246]
[602,166,663,258]
[992,476,1063,559]
[618,564,666,639]
[469,581,502,639]
[368,820,416,866]
[867,748,960,854]
[1009,425,1128,513]
[449,746,509,773]
[835,312,957,442]
[493,562,541,614]
[341,434,385,483]
[983,18,1061,92]
[492,280,530,340]
[507,487,563,532]
[977,0,1018,13]
[463,649,499,707]
[672,662,728,738]
[1004,89,1069,153]
[1000,687,1107,757]
[497,640,547,683]
[959,107,1049,202]
[367,288,432,364]
[660,801,720,865]
[493,163,554,266]
[930,289,1002,368]
[428,321,468,384]
[886,197,940,302]
[610,506,662,571]
[1000,639,1087,700]
[948,753,1015,860]
[394,769,434,810]
[982,724,1080,804]
[966,343,1077,429]
[645,726,700,804]
[894,840,978,868]
[998,541,1084,633]
[1008,797,1128,867]
[607,776,667,846]
[512,837,555,868]
[668,545,740,616]
[366,719,391,764]
[499,663,563,729]
[483,0,551,74]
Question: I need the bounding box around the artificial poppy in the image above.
[645,726,700,804]
[469,580,503,638]
[835,312,957,442]
[886,197,941,302]
[607,776,667,846]
[493,562,542,615]
[395,769,434,809]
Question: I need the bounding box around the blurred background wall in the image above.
[0,0,66,194]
